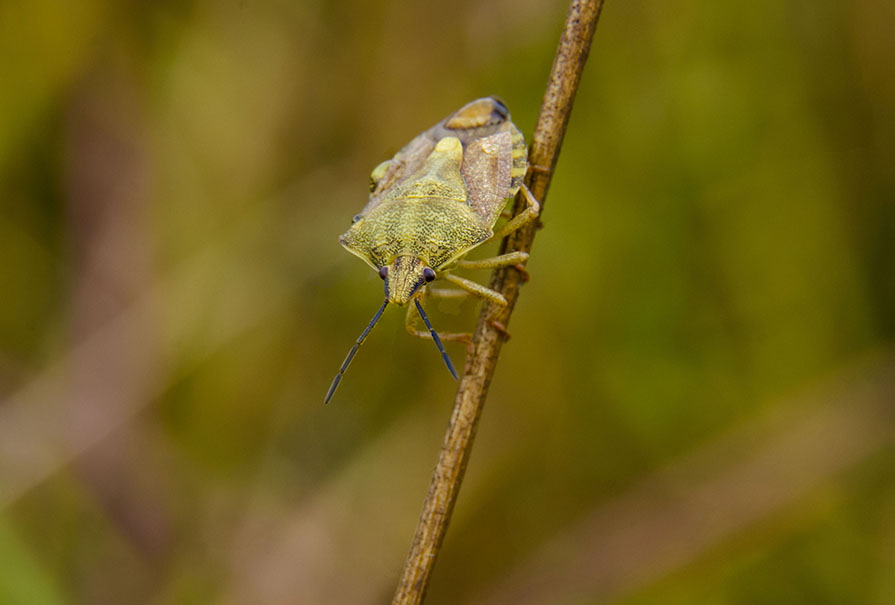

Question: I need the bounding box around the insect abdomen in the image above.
[508,125,528,197]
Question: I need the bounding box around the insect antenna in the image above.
[414,299,459,380]
[324,298,389,404]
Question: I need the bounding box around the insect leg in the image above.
[440,273,508,306]
[489,184,540,241]
[426,288,470,299]
[454,250,529,270]
[405,297,472,344]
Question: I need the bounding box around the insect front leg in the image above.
[489,184,540,242]
[405,295,473,344]
[435,274,519,339]
[425,288,470,300]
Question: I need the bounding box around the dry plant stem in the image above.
[392,1,606,603]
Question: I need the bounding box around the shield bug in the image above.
[325,97,540,403]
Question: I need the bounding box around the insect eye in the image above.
[379,266,388,280]
[352,214,363,224]
[423,268,436,282]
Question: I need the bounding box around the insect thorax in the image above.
[341,197,490,270]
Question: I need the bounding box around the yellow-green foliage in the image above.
[0,1,892,603]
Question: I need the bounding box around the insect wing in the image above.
[361,132,437,217]
[460,131,514,229]
[354,97,518,221]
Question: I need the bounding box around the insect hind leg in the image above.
[489,184,540,242]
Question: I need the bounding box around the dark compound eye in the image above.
[423,267,436,282]
[379,266,388,280]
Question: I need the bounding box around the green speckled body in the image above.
[324,97,537,403]
[339,97,528,305]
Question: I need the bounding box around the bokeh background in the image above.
[1,0,893,603]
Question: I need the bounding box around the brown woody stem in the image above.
[392,1,606,602]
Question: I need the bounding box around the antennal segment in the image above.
[324,299,389,404]
[414,299,459,380]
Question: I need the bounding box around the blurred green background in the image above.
[1,0,893,603]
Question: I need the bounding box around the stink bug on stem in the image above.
[325,97,540,403]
